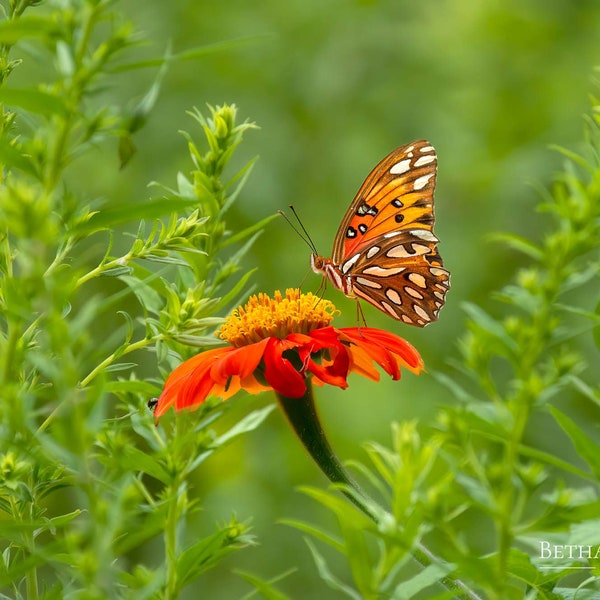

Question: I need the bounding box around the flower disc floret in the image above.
[219,288,337,347]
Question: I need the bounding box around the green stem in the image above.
[164,478,183,599]
[37,336,158,434]
[79,336,155,388]
[275,381,483,600]
[276,386,377,520]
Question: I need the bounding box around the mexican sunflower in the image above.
[153,288,424,418]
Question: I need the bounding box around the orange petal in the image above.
[210,337,269,383]
[346,344,381,381]
[340,327,424,376]
[154,347,232,417]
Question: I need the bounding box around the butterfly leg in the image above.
[355,298,368,331]
[310,276,329,311]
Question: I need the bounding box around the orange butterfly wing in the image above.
[329,140,449,326]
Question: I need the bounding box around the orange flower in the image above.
[153,289,423,418]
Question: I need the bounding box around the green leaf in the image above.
[104,362,137,373]
[176,525,254,587]
[279,518,345,554]
[109,445,170,485]
[114,508,167,556]
[119,275,163,315]
[338,516,375,598]
[118,134,137,169]
[213,268,257,312]
[213,405,276,446]
[110,36,270,72]
[0,137,36,175]
[223,212,280,247]
[126,58,167,134]
[235,569,295,600]
[391,562,455,598]
[304,538,363,600]
[0,88,68,117]
[297,486,373,531]
[72,197,201,232]
[431,371,482,405]
[568,375,600,410]
[550,406,600,479]
[490,232,544,261]
[462,302,518,354]
[0,16,59,44]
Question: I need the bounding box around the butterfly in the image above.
[310,140,450,326]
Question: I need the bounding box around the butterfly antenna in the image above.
[278,205,319,254]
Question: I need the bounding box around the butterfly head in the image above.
[310,253,324,274]
[311,253,352,296]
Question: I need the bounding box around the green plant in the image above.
[0,1,274,598]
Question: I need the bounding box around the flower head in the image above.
[153,289,423,418]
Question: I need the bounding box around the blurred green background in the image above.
[74,0,600,596]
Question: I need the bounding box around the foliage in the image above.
[0,1,274,598]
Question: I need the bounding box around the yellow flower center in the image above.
[219,288,338,347]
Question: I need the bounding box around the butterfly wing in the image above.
[331,140,449,326]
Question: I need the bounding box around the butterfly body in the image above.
[311,140,450,327]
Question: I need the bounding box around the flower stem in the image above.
[275,381,483,600]
[275,385,377,520]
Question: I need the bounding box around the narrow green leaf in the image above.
[104,362,137,373]
[214,268,257,311]
[279,518,345,553]
[177,525,253,586]
[104,379,161,398]
[338,516,375,598]
[550,406,600,479]
[114,508,167,555]
[462,302,518,353]
[118,134,137,169]
[72,197,200,232]
[391,562,455,598]
[490,232,544,261]
[213,405,276,446]
[297,486,373,530]
[568,375,600,410]
[0,138,36,175]
[223,212,280,247]
[110,445,170,484]
[119,275,163,315]
[110,36,270,73]
[235,569,294,600]
[304,538,363,600]
[0,16,59,44]
[172,334,225,347]
[0,88,68,117]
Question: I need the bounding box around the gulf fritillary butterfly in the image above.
[310,140,450,326]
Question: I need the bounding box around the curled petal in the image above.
[263,337,307,398]
[307,344,350,389]
[345,343,381,381]
[210,337,270,383]
[339,327,424,380]
[340,330,400,379]
[353,328,424,373]
[211,373,271,400]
